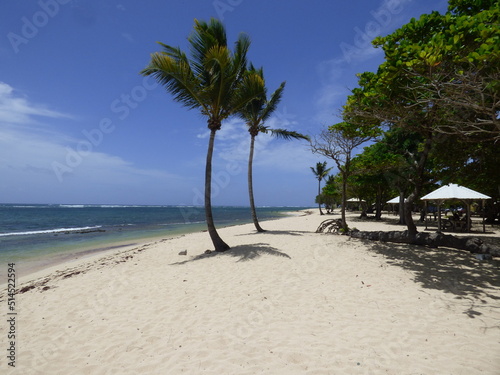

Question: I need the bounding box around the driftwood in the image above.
[349,230,500,257]
[316,219,345,234]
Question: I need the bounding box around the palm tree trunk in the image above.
[318,180,324,215]
[248,135,265,232]
[205,129,230,251]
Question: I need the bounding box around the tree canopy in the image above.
[345,1,499,141]
[338,0,499,233]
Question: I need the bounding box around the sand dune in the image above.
[1,211,499,374]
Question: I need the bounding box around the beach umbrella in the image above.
[386,196,407,216]
[386,197,400,204]
[345,198,365,213]
[420,183,491,201]
[386,196,409,204]
[420,183,491,232]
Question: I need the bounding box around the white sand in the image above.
[1,211,499,374]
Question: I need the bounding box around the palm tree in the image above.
[310,161,332,215]
[141,18,263,252]
[238,66,309,232]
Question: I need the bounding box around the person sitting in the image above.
[459,213,471,231]
[449,211,464,231]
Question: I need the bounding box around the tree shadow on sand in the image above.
[170,243,291,265]
[235,230,308,237]
[364,240,500,318]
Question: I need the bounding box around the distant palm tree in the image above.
[141,18,263,252]
[238,66,309,232]
[310,161,332,215]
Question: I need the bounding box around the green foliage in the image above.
[141,18,263,128]
[431,137,500,199]
[317,175,340,211]
[373,2,499,71]
[236,64,308,231]
[264,128,310,141]
[347,1,499,141]
[237,65,309,141]
[329,121,381,140]
[141,18,264,251]
[322,175,337,196]
[339,225,349,234]
[342,0,500,222]
[448,0,499,15]
[310,162,332,182]
[237,65,284,134]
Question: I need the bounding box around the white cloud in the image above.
[0,125,189,203]
[0,82,72,125]
[0,82,189,203]
[198,116,320,175]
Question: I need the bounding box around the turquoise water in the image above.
[0,204,305,279]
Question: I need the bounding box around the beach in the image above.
[1,210,499,374]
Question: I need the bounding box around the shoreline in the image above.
[3,208,498,289]
[0,209,306,287]
[1,210,499,374]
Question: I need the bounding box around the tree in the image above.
[431,136,500,222]
[311,123,374,229]
[448,0,498,14]
[310,161,332,215]
[343,1,499,238]
[238,66,309,232]
[345,70,443,238]
[141,18,262,252]
[370,1,500,141]
[318,175,339,214]
[348,145,396,221]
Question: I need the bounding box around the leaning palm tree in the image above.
[238,66,309,232]
[310,161,332,215]
[141,18,263,252]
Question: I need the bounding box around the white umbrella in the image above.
[420,184,491,232]
[386,196,407,204]
[421,183,491,201]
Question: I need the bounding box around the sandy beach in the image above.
[1,210,499,374]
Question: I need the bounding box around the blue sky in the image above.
[0,0,448,206]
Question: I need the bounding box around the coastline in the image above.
[1,210,499,374]
[0,224,207,287]
[0,207,303,285]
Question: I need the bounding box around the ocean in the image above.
[0,204,306,280]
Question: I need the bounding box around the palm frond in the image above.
[228,71,265,118]
[260,81,286,123]
[311,161,332,179]
[189,19,227,71]
[264,128,310,141]
[232,33,251,80]
[141,17,263,129]
[141,52,206,113]
[236,71,266,125]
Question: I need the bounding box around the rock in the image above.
[178,250,187,256]
[475,254,493,261]
[347,229,499,257]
